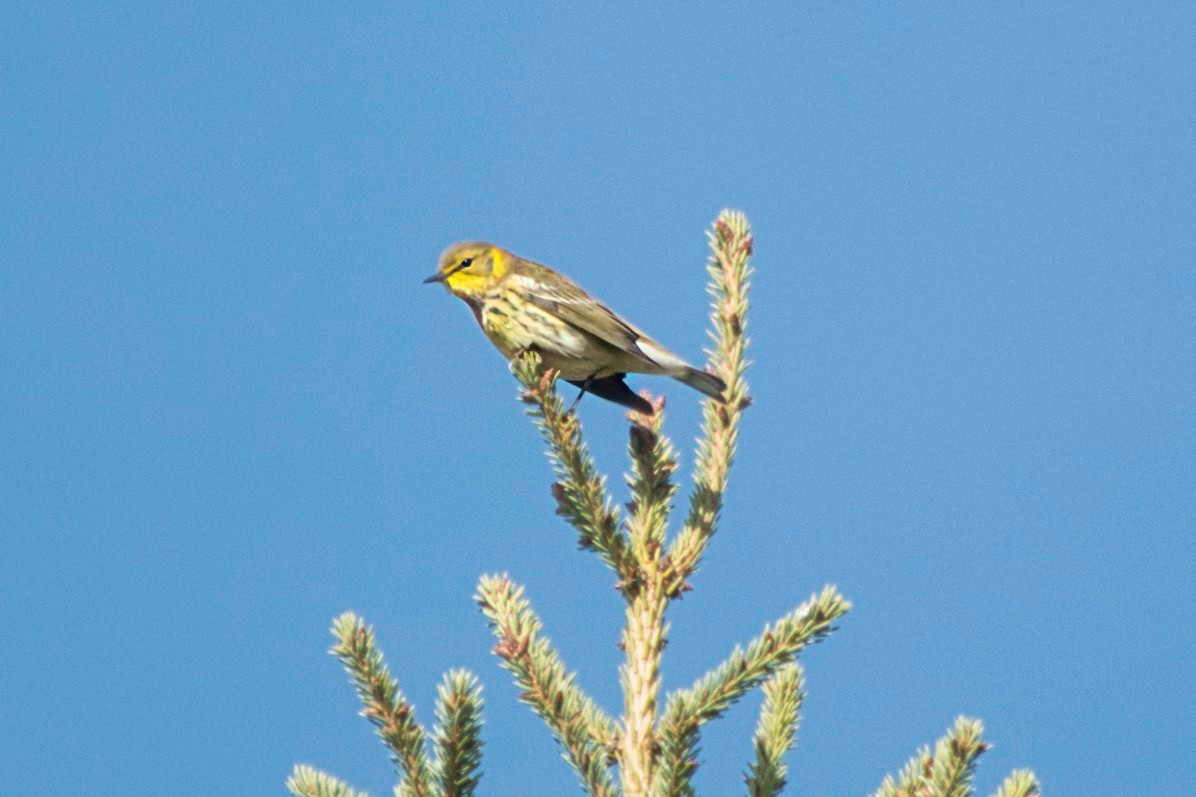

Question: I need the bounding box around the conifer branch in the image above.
[926,717,987,797]
[991,770,1040,797]
[329,613,436,797]
[476,574,620,797]
[619,398,676,796]
[625,396,678,561]
[654,587,849,797]
[923,718,990,794]
[872,718,1036,797]
[288,765,369,797]
[513,354,635,591]
[744,663,804,797]
[872,748,933,797]
[665,210,753,598]
[432,670,485,797]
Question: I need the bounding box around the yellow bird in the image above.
[424,242,725,414]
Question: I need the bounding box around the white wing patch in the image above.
[514,273,687,372]
[635,339,688,372]
[516,274,569,299]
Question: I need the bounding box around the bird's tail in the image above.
[674,366,726,400]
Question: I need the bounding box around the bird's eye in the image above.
[459,258,473,269]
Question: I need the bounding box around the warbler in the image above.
[423,242,725,414]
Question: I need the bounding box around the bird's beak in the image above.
[422,272,445,285]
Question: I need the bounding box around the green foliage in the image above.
[288,765,369,797]
[292,212,1037,797]
[476,574,619,797]
[654,587,849,797]
[926,717,987,797]
[329,613,437,797]
[664,213,754,597]
[872,718,1040,797]
[514,354,634,589]
[625,396,679,556]
[432,671,484,797]
[745,664,804,797]
[993,770,1041,797]
[317,614,483,797]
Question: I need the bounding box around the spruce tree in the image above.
[290,212,1039,797]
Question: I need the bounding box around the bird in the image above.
[423,241,725,414]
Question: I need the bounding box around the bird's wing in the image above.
[516,272,689,372]
[517,274,642,348]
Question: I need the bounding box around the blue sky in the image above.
[2,3,1193,795]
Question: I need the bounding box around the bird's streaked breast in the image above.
[481,290,592,362]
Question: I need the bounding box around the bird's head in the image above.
[423,242,511,299]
